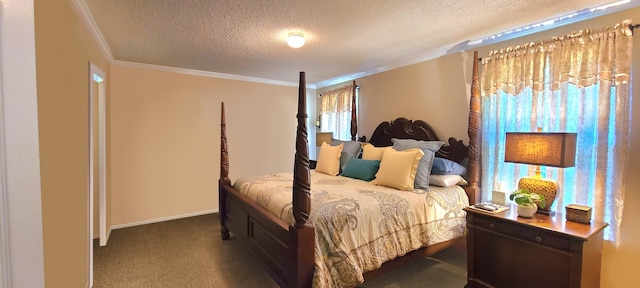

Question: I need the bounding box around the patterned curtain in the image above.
[480,20,633,243]
[319,84,354,140]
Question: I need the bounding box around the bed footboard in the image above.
[218,72,315,288]
[219,182,314,287]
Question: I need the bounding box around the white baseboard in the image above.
[110,209,219,230]
[93,228,112,247]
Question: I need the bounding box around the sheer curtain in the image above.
[480,20,633,243]
[319,84,354,141]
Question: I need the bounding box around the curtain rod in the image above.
[477,22,638,62]
[318,83,358,97]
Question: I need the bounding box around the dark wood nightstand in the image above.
[464,206,607,288]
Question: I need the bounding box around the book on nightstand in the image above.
[469,202,509,213]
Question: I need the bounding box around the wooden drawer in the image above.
[226,199,248,234]
[465,207,607,288]
[473,214,570,251]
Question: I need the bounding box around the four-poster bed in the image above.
[218,52,482,287]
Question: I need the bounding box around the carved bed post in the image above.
[350,80,358,141]
[466,51,482,205]
[291,72,315,288]
[292,72,311,228]
[219,102,230,240]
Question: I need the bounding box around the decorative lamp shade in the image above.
[316,132,333,147]
[504,132,577,215]
[504,132,577,168]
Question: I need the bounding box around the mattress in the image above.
[233,170,469,288]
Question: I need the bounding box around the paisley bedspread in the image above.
[233,171,469,288]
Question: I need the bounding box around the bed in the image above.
[218,51,482,288]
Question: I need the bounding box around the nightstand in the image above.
[464,206,607,288]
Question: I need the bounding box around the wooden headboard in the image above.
[368,117,469,164]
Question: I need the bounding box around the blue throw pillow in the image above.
[340,158,381,182]
[332,139,362,172]
[391,138,444,189]
[431,157,467,175]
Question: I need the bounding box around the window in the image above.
[480,21,633,242]
[318,83,357,141]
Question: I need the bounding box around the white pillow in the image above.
[429,175,468,187]
[372,148,424,191]
[315,142,344,176]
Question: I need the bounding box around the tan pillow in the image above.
[361,143,392,161]
[316,142,344,176]
[372,148,424,190]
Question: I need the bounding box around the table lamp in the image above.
[504,131,577,214]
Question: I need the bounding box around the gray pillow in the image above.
[331,139,362,172]
[391,138,444,189]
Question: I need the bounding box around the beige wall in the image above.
[318,55,471,143]
[34,0,110,287]
[31,1,638,287]
[109,65,312,226]
[343,7,639,287]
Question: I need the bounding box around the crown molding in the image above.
[72,0,310,88]
[460,0,640,50]
[112,60,311,88]
[317,0,640,88]
[71,0,113,62]
[73,0,637,90]
[315,47,449,88]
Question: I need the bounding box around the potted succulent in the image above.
[509,189,546,218]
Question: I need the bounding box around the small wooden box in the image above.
[565,204,592,224]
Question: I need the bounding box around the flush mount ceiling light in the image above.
[287,32,305,48]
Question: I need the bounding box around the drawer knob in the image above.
[489,223,495,229]
[535,236,542,243]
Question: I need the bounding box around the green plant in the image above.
[509,189,546,207]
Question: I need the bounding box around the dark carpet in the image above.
[94,214,467,287]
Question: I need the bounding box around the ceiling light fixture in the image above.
[287,32,305,48]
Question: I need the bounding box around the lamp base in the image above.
[518,177,559,214]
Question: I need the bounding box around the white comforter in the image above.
[233,171,469,288]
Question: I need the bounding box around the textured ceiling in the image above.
[83,0,628,86]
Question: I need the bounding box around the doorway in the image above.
[89,62,106,288]
[0,1,45,287]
